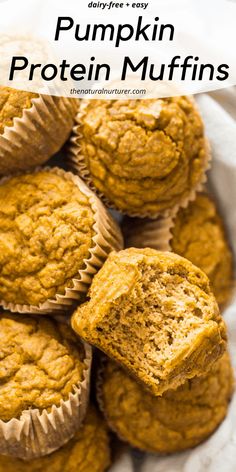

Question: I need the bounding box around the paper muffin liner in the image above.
[0,93,78,175]
[122,214,176,252]
[0,166,123,314]
[0,341,92,460]
[67,98,211,219]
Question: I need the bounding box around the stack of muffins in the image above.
[0,88,234,470]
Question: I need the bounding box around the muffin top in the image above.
[99,352,233,453]
[0,169,95,307]
[0,86,38,134]
[0,312,87,421]
[0,406,110,471]
[171,194,234,306]
[78,97,207,216]
[72,248,226,396]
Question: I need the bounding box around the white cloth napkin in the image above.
[110,88,236,472]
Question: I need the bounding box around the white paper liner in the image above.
[67,99,211,219]
[0,166,123,314]
[0,341,92,460]
[122,214,175,251]
[0,93,78,175]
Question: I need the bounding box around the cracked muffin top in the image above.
[0,86,38,134]
[0,406,110,471]
[99,352,234,453]
[171,194,234,307]
[0,169,95,307]
[76,97,208,216]
[0,312,87,421]
[72,248,227,396]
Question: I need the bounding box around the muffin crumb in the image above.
[72,248,226,396]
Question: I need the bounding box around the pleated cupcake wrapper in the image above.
[0,166,123,314]
[123,213,176,252]
[0,93,78,175]
[0,342,92,460]
[67,98,211,219]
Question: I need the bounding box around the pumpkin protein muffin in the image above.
[72,248,227,396]
[171,194,234,307]
[0,87,38,134]
[0,167,123,313]
[0,312,91,459]
[0,406,110,472]
[0,86,78,175]
[68,96,210,217]
[123,194,234,307]
[98,353,234,454]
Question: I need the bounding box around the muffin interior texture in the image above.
[0,170,95,306]
[0,406,110,472]
[72,249,226,395]
[171,194,234,306]
[0,86,38,134]
[0,313,86,421]
[79,97,207,215]
[100,353,233,453]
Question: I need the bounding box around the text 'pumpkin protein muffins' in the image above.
[72,248,227,396]
[0,86,78,175]
[68,97,210,217]
[0,406,110,472]
[123,194,234,307]
[0,167,123,314]
[0,312,92,460]
[97,353,234,453]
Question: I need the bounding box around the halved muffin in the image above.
[72,248,226,396]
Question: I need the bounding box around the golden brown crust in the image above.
[171,194,234,307]
[72,248,227,396]
[0,406,111,471]
[77,97,208,216]
[0,170,95,306]
[99,353,234,453]
[0,86,38,134]
[0,312,86,421]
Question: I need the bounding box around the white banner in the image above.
[0,0,235,98]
